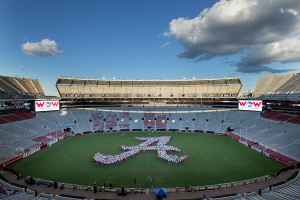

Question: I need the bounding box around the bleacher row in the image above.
[261,111,300,124]
[0,179,85,200]
[211,192,266,199]
[210,172,300,199]
[230,110,300,164]
[0,110,69,164]
[200,171,300,199]
[59,107,233,133]
[261,172,300,200]
[0,76,45,99]
[228,133,298,166]
[0,111,36,124]
[0,178,35,200]
[31,195,87,200]
[252,73,300,100]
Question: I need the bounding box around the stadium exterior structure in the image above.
[251,73,300,101]
[0,76,47,115]
[55,76,243,105]
[0,75,45,100]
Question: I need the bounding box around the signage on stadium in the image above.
[59,101,93,104]
[238,100,262,111]
[93,136,188,166]
[267,102,300,107]
[23,147,41,158]
[0,103,30,107]
[35,101,60,112]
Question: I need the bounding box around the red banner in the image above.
[0,155,23,168]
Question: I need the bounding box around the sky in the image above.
[1,0,300,96]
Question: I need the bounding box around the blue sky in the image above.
[1,0,300,95]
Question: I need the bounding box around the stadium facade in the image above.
[0,76,45,115]
[252,73,300,101]
[55,76,243,105]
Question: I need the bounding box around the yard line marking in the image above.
[181,138,203,167]
[200,138,225,167]
[47,139,76,166]
[211,136,258,167]
[225,138,258,167]
[68,136,95,182]
[192,139,224,166]
[184,138,228,182]
[72,136,98,167]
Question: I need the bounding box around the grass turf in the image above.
[8,132,285,188]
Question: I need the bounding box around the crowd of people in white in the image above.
[93,136,188,166]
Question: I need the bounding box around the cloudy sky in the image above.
[1,0,300,95]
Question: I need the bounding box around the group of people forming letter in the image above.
[93,136,188,166]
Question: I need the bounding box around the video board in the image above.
[238,100,262,111]
[35,101,60,112]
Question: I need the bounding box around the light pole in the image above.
[239,125,241,142]
[246,127,247,147]
[49,127,52,148]
[274,67,276,77]
[43,126,51,147]
[55,121,62,142]
[23,69,25,79]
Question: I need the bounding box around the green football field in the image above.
[8,132,285,188]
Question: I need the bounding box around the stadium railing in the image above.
[23,174,272,194]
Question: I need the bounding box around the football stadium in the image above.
[0,74,300,200]
[2,0,300,199]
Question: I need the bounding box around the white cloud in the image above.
[237,36,300,73]
[161,42,171,47]
[21,39,63,57]
[163,0,300,73]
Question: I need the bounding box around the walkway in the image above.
[1,169,296,200]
